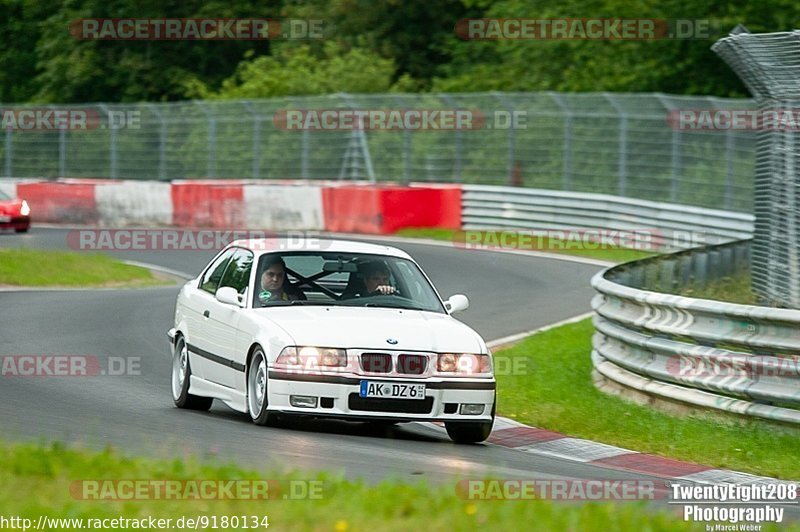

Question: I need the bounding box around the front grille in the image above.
[361,353,392,373]
[348,393,434,414]
[397,354,428,375]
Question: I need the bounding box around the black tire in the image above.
[14,227,28,233]
[445,398,495,444]
[247,347,276,426]
[171,336,213,411]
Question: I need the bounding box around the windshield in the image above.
[0,189,10,200]
[252,252,446,313]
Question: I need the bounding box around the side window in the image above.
[199,249,235,294]
[219,248,254,295]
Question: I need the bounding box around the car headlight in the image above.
[436,353,492,375]
[276,346,347,368]
[20,200,30,216]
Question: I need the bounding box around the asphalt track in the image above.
[3,227,794,520]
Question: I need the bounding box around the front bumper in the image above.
[267,370,496,422]
[0,215,30,231]
[166,328,177,359]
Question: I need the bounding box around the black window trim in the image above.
[197,247,237,295]
[218,246,255,305]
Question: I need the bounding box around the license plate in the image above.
[360,380,426,400]
[0,216,10,223]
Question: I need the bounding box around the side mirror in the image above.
[445,294,469,314]
[216,286,243,307]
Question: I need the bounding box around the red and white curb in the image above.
[425,416,794,486]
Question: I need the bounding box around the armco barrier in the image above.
[244,183,324,230]
[17,180,103,224]
[322,185,461,234]
[592,240,800,424]
[1,179,460,233]
[171,180,246,228]
[463,185,754,249]
[95,181,173,226]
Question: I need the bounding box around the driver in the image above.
[359,261,396,296]
[258,255,304,304]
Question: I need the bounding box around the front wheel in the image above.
[445,399,495,444]
[247,347,276,426]
[172,336,213,411]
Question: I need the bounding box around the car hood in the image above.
[253,306,486,354]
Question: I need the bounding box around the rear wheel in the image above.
[172,336,213,411]
[14,227,28,233]
[247,347,276,426]
[445,398,495,444]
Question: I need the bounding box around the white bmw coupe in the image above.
[167,239,496,443]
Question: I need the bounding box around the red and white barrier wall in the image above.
[1,178,461,234]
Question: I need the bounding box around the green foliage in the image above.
[3,0,800,103]
[434,0,800,95]
[210,42,404,98]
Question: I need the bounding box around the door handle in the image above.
[203,310,210,318]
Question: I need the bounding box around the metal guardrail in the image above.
[462,185,754,250]
[592,240,800,424]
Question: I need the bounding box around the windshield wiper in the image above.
[260,300,333,307]
[364,302,427,311]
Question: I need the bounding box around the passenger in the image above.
[257,255,305,305]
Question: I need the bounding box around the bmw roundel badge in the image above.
[386,338,398,345]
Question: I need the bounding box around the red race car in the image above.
[0,189,31,233]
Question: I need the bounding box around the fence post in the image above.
[194,101,216,178]
[604,93,628,196]
[492,92,516,185]
[300,99,310,180]
[712,95,737,210]
[4,128,12,177]
[148,104,167,181]
[54,104,67,177]
[549,92,573,190]
[342,94,375,183]
[98,104,117,179]
[655,93,681,202]
[440,94,463,183]
[242,101,261,179]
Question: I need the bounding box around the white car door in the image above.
[202,247,254,389]
[185,247,236,382]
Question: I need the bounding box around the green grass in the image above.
[678,271,758,305]
[395,228,656,263]
[495,318,800,479]
[0,249,166,287]
[0,440,768,532]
